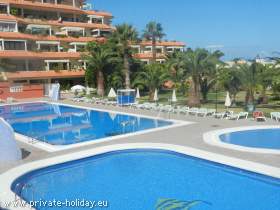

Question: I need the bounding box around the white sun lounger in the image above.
[213,111,233,119]
[188,107,199,115]
[271,112,280,121]
[176,106,190,115]
[196,108,208,117]
[228,112,249,120]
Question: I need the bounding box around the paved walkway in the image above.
[1,98,279,174]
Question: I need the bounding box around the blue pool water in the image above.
[12,150,280,210]
[0,103,172,145]
[220,129,280,150]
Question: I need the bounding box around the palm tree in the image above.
[183,48,223,107]
[133,63,169,101]
[110,24,138,89]
[217,65,242,106]
[255,63,275,104]
[166,52,188,94]
[83,42,118,96]
[143,22,165,63]
[237,63,258,105]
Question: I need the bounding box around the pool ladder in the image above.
[14,183,49,209]
[14,182,32,201]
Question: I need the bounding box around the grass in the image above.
[86,88,280,116]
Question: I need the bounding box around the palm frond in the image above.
[155,198,210,210]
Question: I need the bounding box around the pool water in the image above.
[220,129,280,150]
[0,103,172,145]
[12,150,280,210]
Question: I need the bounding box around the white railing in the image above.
[9,86,23,93]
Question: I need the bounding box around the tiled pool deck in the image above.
[0,98,279,174]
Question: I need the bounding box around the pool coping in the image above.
[203,125,280,155]
[0,101,192,152]
[0,143,280,210]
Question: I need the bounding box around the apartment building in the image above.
[0,0,185,90]
[132,41,185,64]
[0,0,112,88]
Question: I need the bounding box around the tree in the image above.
[271,58,280,98]
[182,48,223,107]
[217,66,242,106]
[255,63,275,104]
[237,63,258,105]
[110,24,138,89]
[143,22,165,63]
[106,70,123,90]
[83,42,119,96]
[133,63,170,101]
[166,52,189,94]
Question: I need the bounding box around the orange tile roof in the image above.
[0,32,106,42]
[133,53,166,59]
[0,14,17,21]
[0,50,81,59]
[2,0,113,17]
[5,70,85,80]
[140,41,185,47]
[16,16,113,30]
[0,14,113,30]
[85,10,113,18]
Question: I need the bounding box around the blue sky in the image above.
[92,0,280,60]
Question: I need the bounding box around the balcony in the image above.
[0,39,27,51]
[36,40,60,52]
[3,0,113,17]
[0,31,103,43]
[133,53,166,60]
[4,69,85,81]
[0,50,81,59]
[0,20,18,32]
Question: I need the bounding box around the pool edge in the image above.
[0,143,280,210]
[204,125,280,155]
[1,101,193,152]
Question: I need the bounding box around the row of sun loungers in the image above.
[71,97,117,105]
[133,103,250,120]
[70,97,275,122]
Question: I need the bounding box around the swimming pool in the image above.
[204,126,280,154]
[0,102,184,152]
[220,128,280,149]
[9,148,280,210]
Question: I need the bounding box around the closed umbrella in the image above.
[171,89,177,103]
[71,85,86,93]
[225,92,231,108]
[108,88,117,98]
[136,88,140,99]
[153,89,158,102]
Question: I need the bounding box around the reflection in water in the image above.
[0,103,172,145]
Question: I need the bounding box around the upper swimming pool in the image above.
[11,149,280,210]
[0,102,175,151]
[220,128,280,149]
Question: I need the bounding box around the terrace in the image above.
[0,98,278,178]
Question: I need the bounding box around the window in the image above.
[156,48,163,53]
[92,18,103,24]
[4,41,25,51]
[0,22,17,32]
[0,4,8,14]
